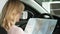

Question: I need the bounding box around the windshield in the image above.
[34,0,60,6]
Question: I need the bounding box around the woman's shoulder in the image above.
[14,25,24,32]
[13,25,23,30]
[8,25,25,34]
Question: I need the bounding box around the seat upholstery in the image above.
[0,26,7,34]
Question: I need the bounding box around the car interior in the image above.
[0,0,60,34]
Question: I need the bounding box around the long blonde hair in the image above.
[0,0,24,31]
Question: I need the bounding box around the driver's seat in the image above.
[0,26,7,34]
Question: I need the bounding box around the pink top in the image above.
[8,25,26,34]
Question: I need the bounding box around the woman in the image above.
[0,0,25,34]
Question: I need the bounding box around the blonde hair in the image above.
[0,0,24,31]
